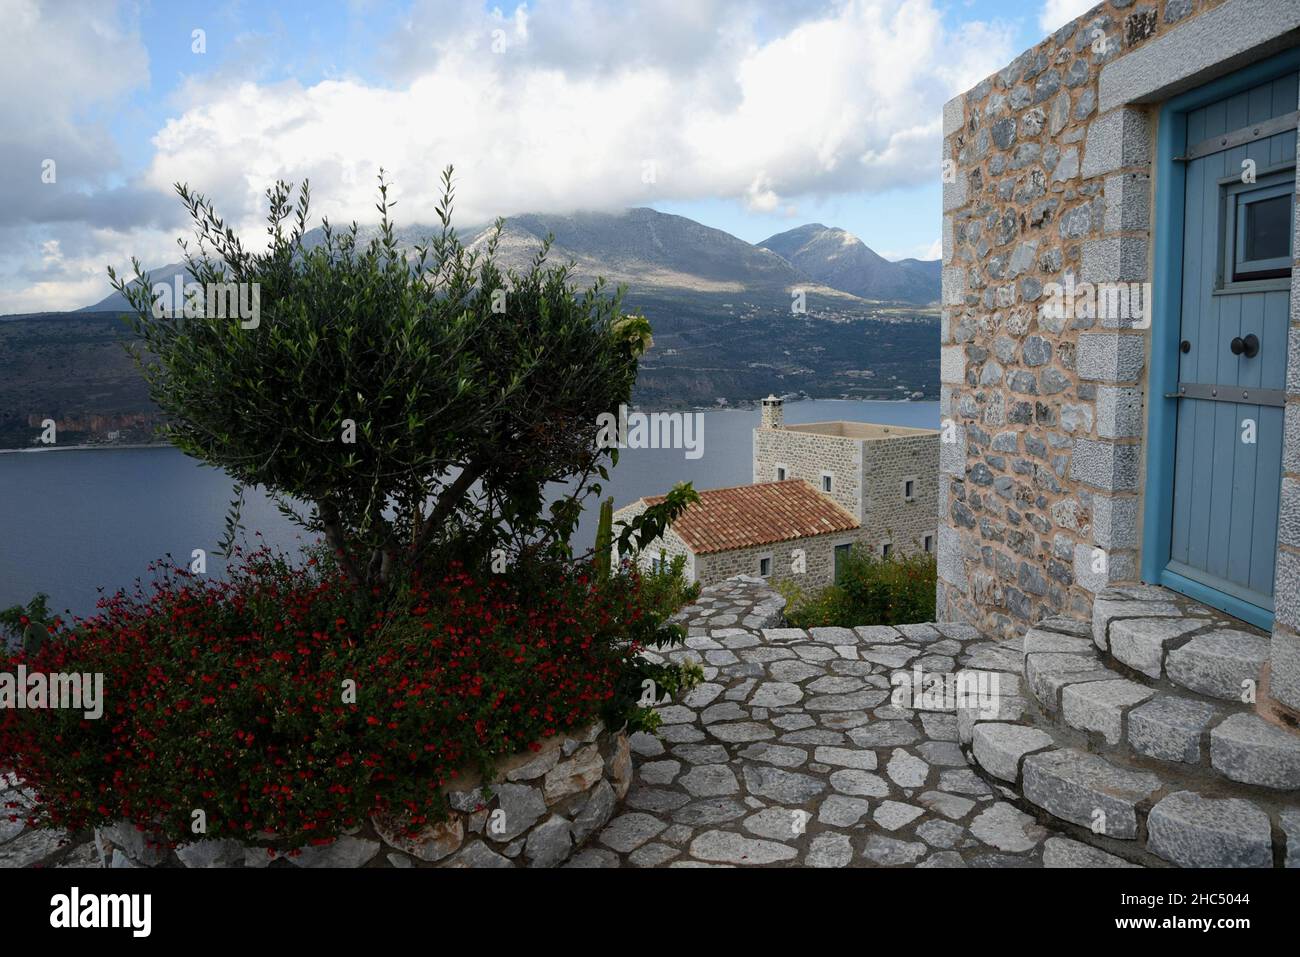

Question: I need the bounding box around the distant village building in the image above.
[614,395,939,588]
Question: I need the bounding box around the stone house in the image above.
[615,479,860,589]
[938,0,1300,720]
[754,395,940,560]
[616,395,939,588]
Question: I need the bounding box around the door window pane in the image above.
[1243,194,1291,262]
[1227,177,1294,282]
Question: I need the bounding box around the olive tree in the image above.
[110,168,653,589]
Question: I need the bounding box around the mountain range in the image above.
[1,209,940,449]
[758,223,941,304]
[81,209,939,313]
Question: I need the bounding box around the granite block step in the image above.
[1210,712,1300,790]
[1020,748,1162,839]
[1020,613,1300,793]
[1021,627,1094,660]
[956,684,1027,746]
[970,722,1054,782]
[962,604,1300,867]
[1146,791,1274,868]
[1024,653,1116,714]
[1060,678,1154,745]
[1108,617,1208,680]
[964,677,1300,866]
[1091,596,1182,651]
[1126,695,1223,764]
[1165,630,1269,702]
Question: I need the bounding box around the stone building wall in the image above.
[860,432,940,555]
[611,499,697,581]
[937,0,1300,721]
[696,527,860,590]
[754,427,864,520]
[939,2,1159,638]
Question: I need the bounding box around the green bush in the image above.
[782,547,936,628]
[0,549,696,848]
[635,554,702,621]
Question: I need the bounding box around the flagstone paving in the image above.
[573,576,1136,868]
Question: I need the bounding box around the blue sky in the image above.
[1,0,1092,311]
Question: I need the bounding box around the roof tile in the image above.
[644,480,858,555]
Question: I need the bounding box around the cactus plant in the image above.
[593,497,614,582]
[22,622,44,657]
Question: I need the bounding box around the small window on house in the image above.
[903,479,915,501]
[655,549,667,573]
[881,542,892,560]
[821,472,833,493]
[759,556,772,578]
[775,465,787,481]
[924,534,934,554]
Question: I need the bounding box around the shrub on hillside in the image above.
[781,548,936,628]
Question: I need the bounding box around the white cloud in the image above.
[1038,0,1097,34]
[142,0,1013,237]
[880,237,942,261]
[4,0,1015,310]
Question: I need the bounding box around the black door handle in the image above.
[1230,334,1260,358]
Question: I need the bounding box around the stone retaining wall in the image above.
[96,722,631,868]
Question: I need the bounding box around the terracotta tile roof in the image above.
[643,480,858,555]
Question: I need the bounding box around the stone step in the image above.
[1126,694,1223,764]
[1060,678,1154,745]
[1210,712,1300,790]
[962,714,1299,867]
[970,722,1053,783]
[1108,616,1208,679]
[1147,791,1275,868]
[1020,617,1300,793]
[958,609,1300,867]
[1020,747,1161,840]
[1089,587,1271,702]
[1166,631,1269,702]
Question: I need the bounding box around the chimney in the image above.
[761,394,784,430]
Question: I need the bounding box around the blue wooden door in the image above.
[1167,72,1296,617]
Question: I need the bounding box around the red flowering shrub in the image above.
[0,550,691,849]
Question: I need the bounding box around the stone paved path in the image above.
[575,577,1134,868]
